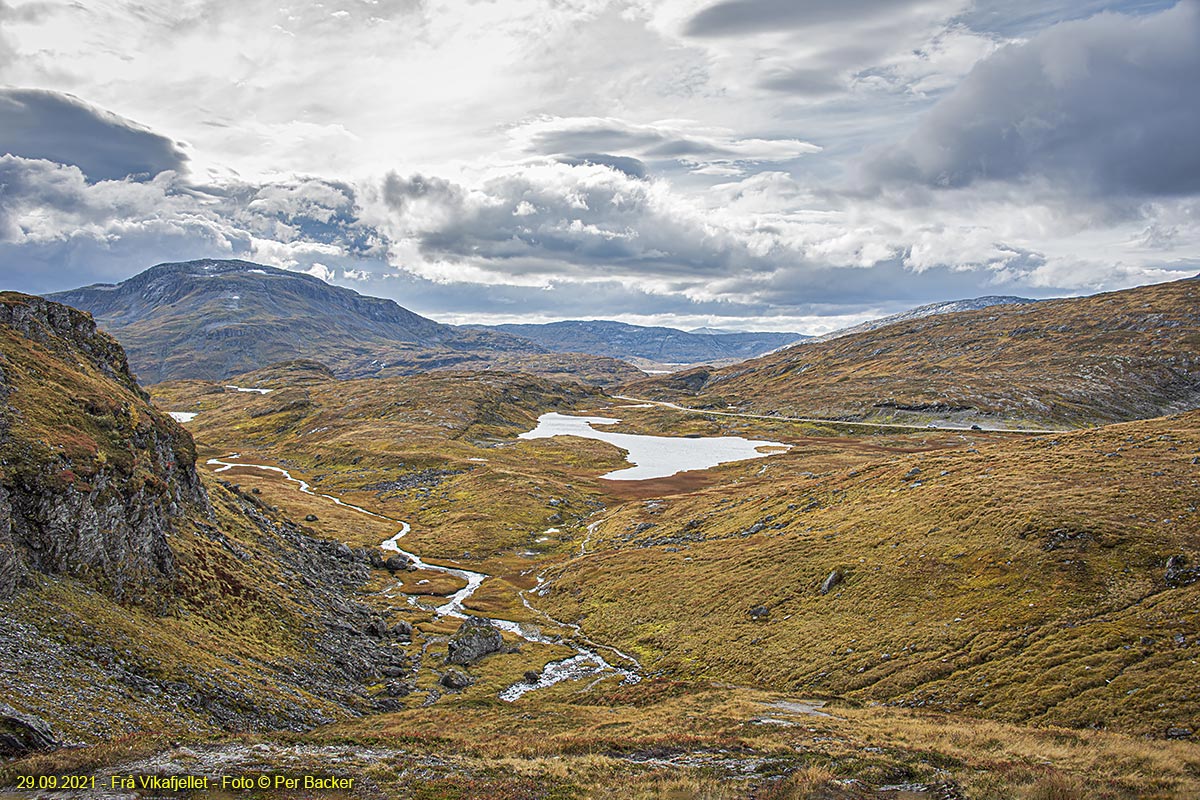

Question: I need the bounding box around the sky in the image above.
[0,0,1197,334]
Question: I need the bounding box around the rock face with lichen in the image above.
[446,616,504,665]
[0,702,58,757]
[0,292,208,603]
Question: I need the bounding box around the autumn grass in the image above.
[122,361,1200,796]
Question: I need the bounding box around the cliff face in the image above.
[0,293,207,602]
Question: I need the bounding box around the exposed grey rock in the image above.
[820,570,844,595]
[384,554,411,572]
[903,467,921,480]
[392,620,413,641]
[383,681,412,698]
[1165,554,1200,586]
[0,702,58,757]
[440,668,475,691]
[363,618,390,638]
[749,605,770,620]
[446,616,504,665]
[304,514,318,522]
[524,670,541,684]
[1167,727,1193,739]
[0,295,209,603]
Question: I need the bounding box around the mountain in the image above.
[471,319,806,365]
[0,292,460,748]
[626,277,1200,427]
[801,295,1036,345]
[49,260,642,385]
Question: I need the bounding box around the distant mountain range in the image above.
[49,260,642,385]
[54,259,1182,409]
[46,260,814,384]
[471,320,807,365]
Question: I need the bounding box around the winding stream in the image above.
[206,455,638,701]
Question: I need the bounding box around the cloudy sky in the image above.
[0,0,1197,333]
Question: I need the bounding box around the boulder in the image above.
[749,605,770,621]
[384,554,411,572]
[0,703,58,758]
[362,618,390,638]
[524,670,541,684]
[447,617,504,665]
[440,668,475,691]
[392,619,414,641]
[819,569,844,595]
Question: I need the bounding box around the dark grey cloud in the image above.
[757,67,848,97]
[962,0,1178,37]
[0,88,188,181]
[557,154,647,179]
[685,0,945,37]
[524,121,713,159]
[860,1,1200,198]
[382,172,466,211]
[513,117,818,167]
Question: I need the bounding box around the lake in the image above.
[519,412,788,480]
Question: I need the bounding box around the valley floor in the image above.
[5,366,1200,799]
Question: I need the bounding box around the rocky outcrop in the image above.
[819,570,844,595]
[446,617,504,665]
[0,293,142,397]
[0,702,58,757]
[1165,555,1200,586]
[0,293,209,602]
[440,668,475,691]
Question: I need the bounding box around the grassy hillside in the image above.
[0,295,442,745]
[627,277,1200,427]
[536,410,1200,736]
[6,289,1200,798]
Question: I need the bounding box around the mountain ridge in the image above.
[471,319,807,365]
[626,276,1200,427]
[49,260,642,385]
[797,295,1037,346]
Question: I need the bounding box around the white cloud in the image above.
[0,0,1197,332]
